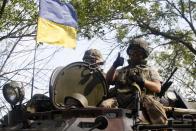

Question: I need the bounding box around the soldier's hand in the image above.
[112,53,124,68]
[130,75,145,88]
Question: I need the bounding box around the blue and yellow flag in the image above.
[36,0,78,48]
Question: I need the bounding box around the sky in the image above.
[19,37,124,100]
[0,37,120,115]
[0,0,130,106]
[0,35,166,102]
[0,0,195,120]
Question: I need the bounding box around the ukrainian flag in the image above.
[36,0,78,48]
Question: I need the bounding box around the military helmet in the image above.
[126,38,149,58]
[83,49,103,63]
[64,93,88,108]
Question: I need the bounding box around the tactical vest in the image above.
[115,64,154,95]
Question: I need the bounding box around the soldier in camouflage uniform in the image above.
[83,49,119,108]
[64,49,105,108]
[82,49,108,106]
[101,38,167,124]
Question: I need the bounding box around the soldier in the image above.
[101,38,167,124]
[82,49,119,108]
[65,49,106,106]
[63,49,106,108]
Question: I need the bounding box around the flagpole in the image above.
[31,43,37,98]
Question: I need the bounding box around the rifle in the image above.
[158,67,178,98]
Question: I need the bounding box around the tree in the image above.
[0,0,195,114]
[71,0,196,98]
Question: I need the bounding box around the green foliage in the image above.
[116,25,129,43]
[71,0,135,39]
[0,0,195,95]
[72,0,196,92]
[0,0,37,36]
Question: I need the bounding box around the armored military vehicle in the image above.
[0,62,195,131]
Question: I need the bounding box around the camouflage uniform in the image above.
[113,63,162,108]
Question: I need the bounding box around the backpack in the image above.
[142,95,168,124]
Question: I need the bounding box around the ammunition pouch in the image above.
[114,82,142,109]
[116,93,137,109]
